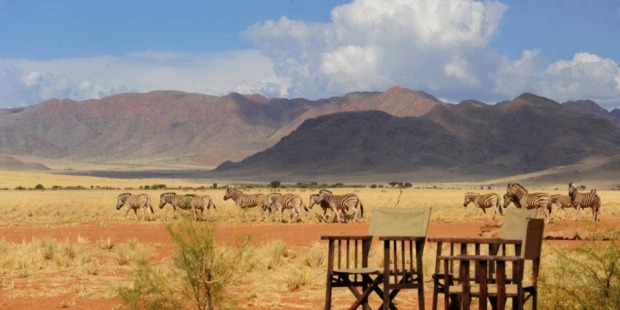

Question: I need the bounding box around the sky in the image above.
[1,0,620,109]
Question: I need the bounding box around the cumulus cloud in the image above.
[541,53,620,103]
[244,0,620,107]
[245,0,508,100]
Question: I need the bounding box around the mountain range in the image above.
[1,86,619,182]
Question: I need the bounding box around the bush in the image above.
[119,218,256,310]
[539,236,620,309]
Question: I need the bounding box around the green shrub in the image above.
[119,218,256,310]
[540,236,620,309]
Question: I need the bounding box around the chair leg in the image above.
[418,285,425,310]
[325,278,332,310]
[432,280,440,310]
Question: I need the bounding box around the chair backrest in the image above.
[368,207,431,237]
[521,218,545,259]
[498,208,538,240]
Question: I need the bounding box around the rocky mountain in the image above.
[563,100,620,125]
[0,87,441,167]
[213,93,620,180]
[2,88,620,182]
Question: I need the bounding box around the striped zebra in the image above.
[316,189,364,223]
[463,192,502,218]
[309,193,339,222]
[502,193,521,209]
[504,183,552,223]
[266,193,308,223]
[550,194,576,221]
[223,188,269,221]
[115,193,154,221]
[159,192,194,218]
[568,183,601,222]
[185,194,216,220]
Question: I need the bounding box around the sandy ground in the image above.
[0,218,616,309]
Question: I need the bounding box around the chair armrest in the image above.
[321,235,372,241]
[428,237,521,246]
[378,236,426,241]
[439,254,522,262]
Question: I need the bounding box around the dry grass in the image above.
[1,169,619,224]
[0,236,151,299]
[1,170,620,308]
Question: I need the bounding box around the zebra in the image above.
[266,193,308,223]
[463,192,502,218]
[550,194,576,221]
[309,193,338,222]
[223,188,269,221]
[568,183,601,222]
[316,189,364,223]
[115,193,154,221]
[502,193,521,209]
[504,183,552,223]
[185,194,216,220]
[159,192,194,218]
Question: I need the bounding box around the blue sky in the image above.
[1,0,620,109]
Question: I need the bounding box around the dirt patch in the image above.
[0,218,617,309]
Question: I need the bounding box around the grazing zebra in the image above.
[115,193,154,221]
[185,194,216,220]
[159,192,194,218]
[504,183,552,223]
[309,193,339,222]
[502,193,521,209]
[550,194,576,221]
[568,183,601,222]
[316,189,364,223]
[266,193,308,223]
[463,192,502,218]
[223,188,269,221]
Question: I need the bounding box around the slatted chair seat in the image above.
[448,281,536,296]
[333,267,382,275]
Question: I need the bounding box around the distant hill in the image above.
[213,93,620,180]
[0,156,49,171]
[0,87,441,167]
[2,88,620,182]
[563,99,620,125]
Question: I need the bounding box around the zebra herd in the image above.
[115,192,217,221]
[116,183,601,223]
[222,188,364,223]
[114,188,364,223]
[463,182,602,222]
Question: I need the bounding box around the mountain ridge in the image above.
[1,87,619,182]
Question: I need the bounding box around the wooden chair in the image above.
[322,207,431,310]
[439,217,545,310]
[429,208,538,310]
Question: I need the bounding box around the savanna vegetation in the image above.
[1,170,620,308]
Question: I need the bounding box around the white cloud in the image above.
[540,53,620,105]
[2,0,620,109]
[0,50,277,108]
[243,0,620,107]
[245,0,508,100]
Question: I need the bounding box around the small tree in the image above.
[270,180,281,188]
[119,219,256,310]
[169,220,255,310]
[34,184,45,190]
